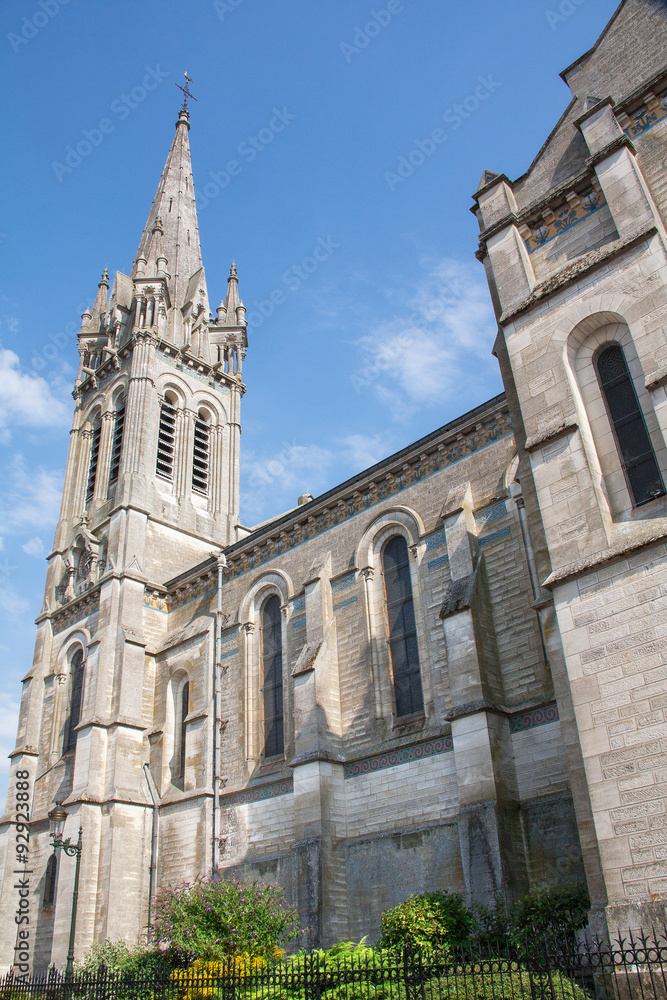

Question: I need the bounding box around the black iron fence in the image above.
[4,930,667,1000]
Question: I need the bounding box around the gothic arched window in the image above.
[174,680,189,786]
[156,395,177,480]
[261,595,284,757]
[63,648,85,754]
[382,536,424,718]
[108,398,126,487]
[43,853,58,909]
[595,344,665,506]
[86,419,102,504]
[192,409,211,494]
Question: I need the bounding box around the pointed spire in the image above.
[217,262,245,327]
[132,102,204,312]
[91,268,109,324]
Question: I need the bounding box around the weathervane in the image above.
[176,72,197,113]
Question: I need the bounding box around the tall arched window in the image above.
[174,680,189,786]
[156,394,177,480]
[85,419,102,504]
[595,344,665,506]
[108,398,126,487]
[43,853,58,909]
[192,409,210,494]
[261,595,284,757]
[382,536,424,718]
[63,648,85,753]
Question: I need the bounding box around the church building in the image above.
[1,0,667,972]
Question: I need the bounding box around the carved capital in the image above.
[361,566,374,581]
[243,622,255,635]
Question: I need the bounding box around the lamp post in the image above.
[48,802,82,979]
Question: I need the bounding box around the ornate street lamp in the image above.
[48,802,82,978]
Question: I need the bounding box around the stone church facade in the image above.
[2,0,667,972]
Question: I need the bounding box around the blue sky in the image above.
[0,0,620,805]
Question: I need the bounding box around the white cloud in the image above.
[22,537,46,558]
[352,257,499,414]
[241,442,334,522]
[342,432,396,472]
[0,347,72,433]
[0,454,64,548]
[0,694,21,813]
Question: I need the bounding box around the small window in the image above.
[108,402,126,487]
[192,412,210,494]
[85,423,102,504]
[596,344,665,506]
[261,595,284,757]
[63,649,85,754]
[156,398,177,479]
[43,853,58,909]
[174,680,189,785]
[382,536,424,718]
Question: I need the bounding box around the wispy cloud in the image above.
[352,257,498,416]
[0,694,21,813]
[0,454,64,550]
[22,537,46,559]
[241,442,335,523]
[342,432,397,473]
[0,347,72,437]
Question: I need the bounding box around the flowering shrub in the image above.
[379,891,475,953]
[150,875,300,964]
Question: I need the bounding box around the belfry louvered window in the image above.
[382,535,424,718]
[63,648,85,754]
[85,423,101,504]
[596,344,665,506]
[192,414,210,494]
[261,595,284,758]
[156,399,177,479]
[108,403,125,487]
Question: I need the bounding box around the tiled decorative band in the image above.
[332,572,356,593]
[428,555,449,570]
[221,777,293,807]
[624,90,667,139]
[291,595,306,612]
[291,616,306,629]
[524,187,606,254]
[425,530,446,550]
[510,703,559,734]
[475,501,507,526]
[221,625,240,645]
[220,648,239,660]
[52,592,101,635]
[344,736,453,779]
[478,526,510,547]
[333,596,357,611]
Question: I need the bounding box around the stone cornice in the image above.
[646,365,667,393]
[524,421,578,452]
[544,520,667,589]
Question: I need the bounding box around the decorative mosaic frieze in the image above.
[145,408,512,614]
[344,736,453,779]
[428,555,449,571]
[524,187,607,255]
[221,625,240,645]
[478,526,511,547]
[475,501,507,526]
[220,648,239,660]
[291,616,306,630]
[331,572,356,593]
[510,702,559,734]
[221,777,293,807]
[52,591,101,636]
[425,530,446,551]
[144,590,169,613]
[623,89,667,139]
[333,596,358,611]
[291,595,306,612]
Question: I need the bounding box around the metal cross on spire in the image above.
[176,72,197,113]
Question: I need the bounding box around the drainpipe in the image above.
[143,763,159,930]
[212,553,227,878]
[511,484,551,669]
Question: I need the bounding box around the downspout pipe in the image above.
[143,763,159,930]
[212,552,227,878]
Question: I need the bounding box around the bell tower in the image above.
[0,99,249,971]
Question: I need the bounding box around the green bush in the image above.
[150,875,301,965]
[379,891,475,953]
[510,883,590,942]
[75,938,167,976]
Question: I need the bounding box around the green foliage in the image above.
[75,938,167,976]
[510,883,590,942]
[379,891,475,953]
[150,875,301,965]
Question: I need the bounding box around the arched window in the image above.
[43,853,58,909]
[192,409,210,494]
[86,419,102,504]
[156,394,177,480]
[174,680,189,786]
[108,398,126,487]
[382,536,424,718]
[63,648,85,754]
[261,595,284,757]
[595,344,666,506]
